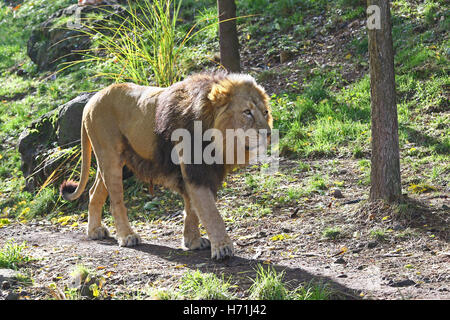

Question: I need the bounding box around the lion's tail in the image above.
[60,124,92,201]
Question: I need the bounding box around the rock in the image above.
[1,281,10,290]
[5,291,19,300]
[57,92,96,146]
[356,265,367,270]
[18,92,95,191]
[68,269,102,299]
[18,110,58,181]
[280,50,294,64]
[367,241,378,249]
[330,189,344,199]
[388,279,416,287]
[27,1,126,71]
[333,257,347,265]
[0,269,20,283]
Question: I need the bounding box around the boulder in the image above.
[57,92,96,146]
[18,92,95,191]
[18,110,58,184]
[0,269,20,284]
[27,1,126,71]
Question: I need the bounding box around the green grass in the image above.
[370,229,388,241]
[0,240,33,269]
[322,227,342,240]
[179,270,236,300]
[248,264,332,300]
[289,280,332,300]
[248,264,289,300]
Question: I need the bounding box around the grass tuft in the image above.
[0,240,33,270]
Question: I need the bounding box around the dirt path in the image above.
[1,201,448,300]
[1,159,449,300]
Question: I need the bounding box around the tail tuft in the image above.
[60,180,79,201]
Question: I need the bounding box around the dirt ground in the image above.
[1,159,448,300]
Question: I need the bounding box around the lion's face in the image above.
[208,75,272,164]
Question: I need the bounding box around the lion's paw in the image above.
[87,226,110,240]
[118,233,141,247]
[211,240,234,260]
[184,237,211,250]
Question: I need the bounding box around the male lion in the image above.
[60,71,272,260]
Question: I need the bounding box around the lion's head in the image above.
[156,71,272,168]
[207,73,272,165]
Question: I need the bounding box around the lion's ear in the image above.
[207,81,233,106]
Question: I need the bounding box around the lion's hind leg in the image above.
[102,159,141,247]
[90,134,141,247]
[182,194,211,250]
[87,170,109,240]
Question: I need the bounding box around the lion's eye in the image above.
[243,109,252,117]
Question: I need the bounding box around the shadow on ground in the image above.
[127,242,361,300]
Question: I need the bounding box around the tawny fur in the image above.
[59,71,272,259]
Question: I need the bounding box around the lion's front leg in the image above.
[184,184,234,260]
[182,194,211,250]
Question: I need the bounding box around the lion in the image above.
[60,71,272,260]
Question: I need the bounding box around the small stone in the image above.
[333,257,347,264]
[0,269,20,283]
[5,291,19,300]
[2,281,10,290]
[367,241,378,249]
[330,189,344,199]
[388,279,416,287]
[257,231,267,238]
[356,265,367,270]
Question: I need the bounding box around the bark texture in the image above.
[217,0,240,72]
[367,0,402,202]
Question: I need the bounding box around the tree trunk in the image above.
[217,0,240,73]
[367,0,402,202]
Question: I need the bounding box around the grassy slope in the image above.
[0,0,448,299]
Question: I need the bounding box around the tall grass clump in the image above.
[61,0,218,87]
[0,240,33,270]
[248,264,289,300]
[248,264,332,300]
[179,270,236,300]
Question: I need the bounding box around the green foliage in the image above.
[248,264,331,300]
[26,188,59,219]
[0,240,33,269]
[61,0,183,86]
[179,270,236,300]
[322,227,342,240]
[248,264,288,300]
[370,229,388,241]
[289,281,331,300]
